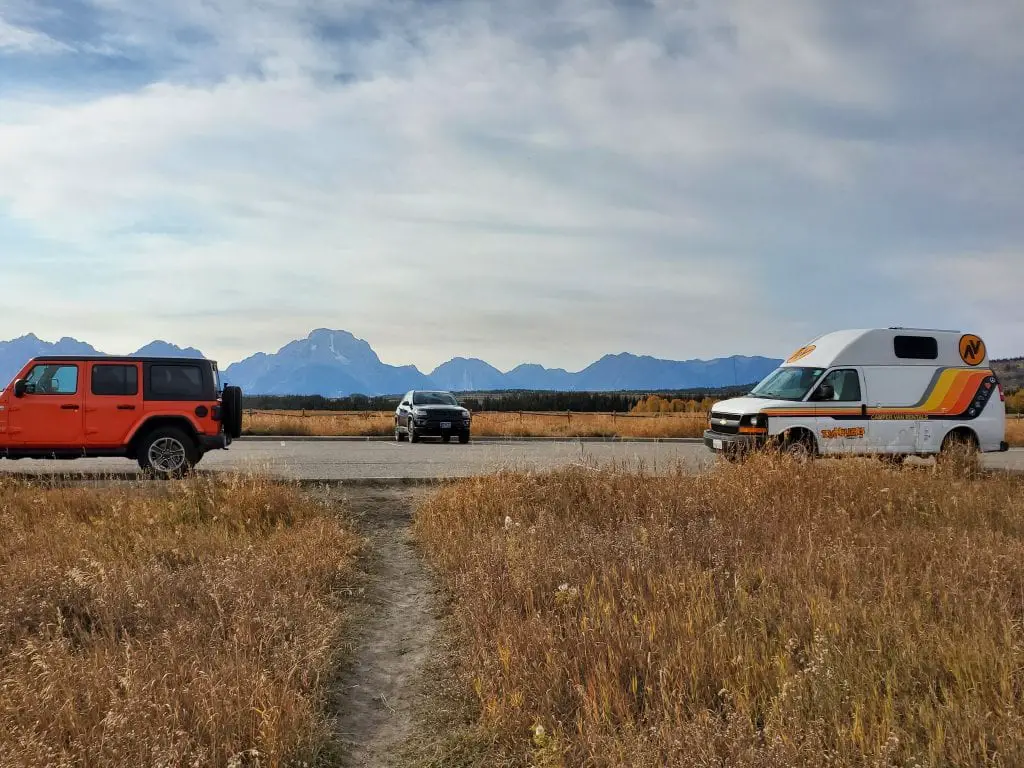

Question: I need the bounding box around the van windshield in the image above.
[749,367,827,401]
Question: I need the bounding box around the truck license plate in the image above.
[713,439,723,450]
[440,421,452,430]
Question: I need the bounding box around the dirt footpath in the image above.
[327,486,444,768]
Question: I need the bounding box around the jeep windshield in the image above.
[413,392,459,406]
[749,367,827,401]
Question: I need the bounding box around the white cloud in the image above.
[0,0,1022,369]
[0,15,68,53]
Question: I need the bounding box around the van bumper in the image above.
[704,429,765,455]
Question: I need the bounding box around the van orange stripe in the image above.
[760,368,993,418]
[935,371,975,413]
[947,372,989,414]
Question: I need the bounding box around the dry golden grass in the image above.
[243,410,708,439]
[244,410,394,437]
[244,410,1024,446]
[415,459,1024,767]
[0,474,360,767]
[1007,416,1024,447]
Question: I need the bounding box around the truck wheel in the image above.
[409,426,420,444]
[137,427,198,479]
[395,425,407,442]
[459,432,470,444]
[222,385,243,439]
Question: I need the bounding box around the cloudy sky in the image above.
[1,0,1022,371]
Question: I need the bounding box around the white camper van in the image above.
[704,328,1009,460]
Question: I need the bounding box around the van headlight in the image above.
[746,414,763,427]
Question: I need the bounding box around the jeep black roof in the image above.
[30,356,215,365]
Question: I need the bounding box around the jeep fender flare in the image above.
[126,414,203,451]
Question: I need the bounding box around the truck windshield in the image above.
[749,367,827,401]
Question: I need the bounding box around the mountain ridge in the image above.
[0,335,205,388]
[219,330,783,395]
[11,328,1017,396]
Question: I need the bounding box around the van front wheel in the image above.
[782,434,815,462]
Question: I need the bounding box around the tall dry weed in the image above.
[415,459,1024,767]
[0,474,359,767]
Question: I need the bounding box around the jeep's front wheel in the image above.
[138,427,198,479]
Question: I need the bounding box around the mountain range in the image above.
[0,329,783,396]
[222,330,782,395]
[0,335,205,388]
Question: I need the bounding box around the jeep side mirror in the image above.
[13,379,27,398]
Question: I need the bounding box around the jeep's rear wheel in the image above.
[138,427,198,479]
[222,385,243,439]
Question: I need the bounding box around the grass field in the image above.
[244,410,714,439]
[244,409,1024,446]
[415,459,1024,767]
[1008,416,1024,446]
[0,474,360,766]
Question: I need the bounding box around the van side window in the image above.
[813,369,862,402]
[894,335,938,360]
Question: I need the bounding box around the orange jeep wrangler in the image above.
[0,355,242,478]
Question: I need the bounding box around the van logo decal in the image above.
[786,344,816,363]
[959,334,986,366]
[822,426,865,439]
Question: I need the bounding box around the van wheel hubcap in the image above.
[149,438,187,473]
[786,441,810,460]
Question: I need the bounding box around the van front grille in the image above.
[709,411,741,434]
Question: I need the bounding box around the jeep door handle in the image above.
[61,405,80,411]
[117,405,136,411]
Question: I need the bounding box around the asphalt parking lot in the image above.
[0,438,1021,481]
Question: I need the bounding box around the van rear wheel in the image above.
[938,430,980,474]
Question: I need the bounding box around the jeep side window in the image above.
[25,364,79,395]
[150,364,204,399]
[92,364,139,396]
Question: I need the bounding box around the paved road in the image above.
[0,440,1021,481]
[0,440,714,480]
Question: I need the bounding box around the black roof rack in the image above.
[30,355,213,365]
